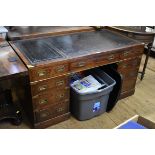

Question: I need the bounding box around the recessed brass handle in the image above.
[56,93,65,99]
[39,99,48,105]
[56,80,65,86]
[123,51,129,57]
[40,111,50,118]
[122,64,128,68]
[38,85,47,91]
[56,65,65,72]
[108,55,115,60]
[57,107,65,112]
[77,61,86,67]
[38,70,47,77]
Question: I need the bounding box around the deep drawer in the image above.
[32,88,70,109]
[31,75,69,96]
[35,101,69,122]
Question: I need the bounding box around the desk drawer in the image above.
[94,53,120,65]
[70,57,94,72]
[118,56,142,72]
[31,75,69,96]
[70,53,120,72]
[32,89,70,109]
[120,47,143,59]
[35,102,69,122]
[30,62,69,82]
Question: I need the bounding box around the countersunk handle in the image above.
[56,93,65,99]
[40,111,50,118]
[122,64,128,68]
[38,85,47,91]
[57,107,65,112]
[123,51,129,57]
[108,54,115,60]
[39,99,48,105]
[77,61,86,67]
[56,80,65,86]
[56,65,65,72]
[38,70,47,77]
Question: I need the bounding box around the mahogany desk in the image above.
[10,29,144,128]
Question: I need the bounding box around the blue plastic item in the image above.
[119,121,147,129]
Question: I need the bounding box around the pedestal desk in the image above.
[9,29,144,128]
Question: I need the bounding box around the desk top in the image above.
[7,26,94,41]
[11,29,142,66]
[0,42,28,81]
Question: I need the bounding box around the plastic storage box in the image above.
[0,27,8,40]
[70,68,116,121]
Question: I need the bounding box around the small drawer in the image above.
[29,62,69,82]
[94,53,120,65]
[118,57,142,72]
[32,89,70,109]
[70,57,94,72]
[53,64,69,75]
[120,47,143,59]
[121,78,137,92]
[35,102,69,122]
[31,75,69,96]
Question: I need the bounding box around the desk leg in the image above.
[139,43,152,80]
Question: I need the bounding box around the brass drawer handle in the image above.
[122,64,128,68]
[56,80,65,86]
[77,61,86,67]
[56,93,65,99]
[123,51,129,56]
[39,99,48,105]
[38,85,47,91]
[56,65,65,72]
[38,70,47,77]
[57,107,65,112]
[108,55,115,60]
[40,111,50,118]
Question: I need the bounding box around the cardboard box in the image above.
[115,115,155,129]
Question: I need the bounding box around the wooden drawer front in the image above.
[32,89,70,109]
[120,47,143,59]
[31,75,69,96]
[121,78,137,92]
[30,63,69,82]
[94,53,120,65]
[118,57,141,72]
[70,53,120,72]
[35,102,69,122]
[70,57,94,72]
